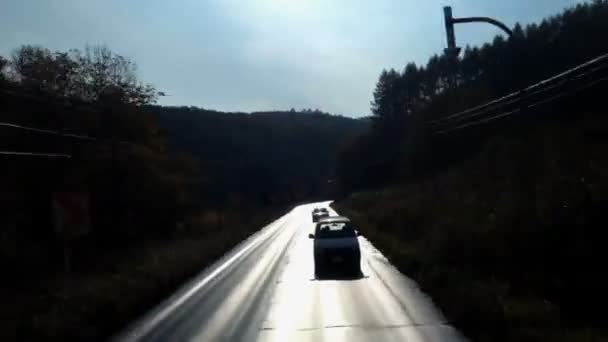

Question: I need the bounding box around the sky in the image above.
[1,0,585,117]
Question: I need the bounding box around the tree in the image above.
[400,63,424,115]
[337,0,608,195]
[371,69,402,128]
[8,45,159,105]
[0,56,7,83]
[72,46,158,105]
[11,46,57,91]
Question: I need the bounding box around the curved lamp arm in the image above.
[452,17,513,37]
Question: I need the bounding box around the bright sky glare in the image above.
[1,0,585,116]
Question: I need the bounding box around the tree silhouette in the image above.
[8,45,159,105]
[339,0,608,193]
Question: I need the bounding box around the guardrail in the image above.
[428,53,608,135]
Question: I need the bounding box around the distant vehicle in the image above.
[309,216,361,277]
[311,207,329,222]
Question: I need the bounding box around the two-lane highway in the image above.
[112,203,467,342]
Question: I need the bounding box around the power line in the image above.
[0,88,150,159]
[429,53,608,134]
[0,88,100,113]
[0,151,71,159]
[0,121,97,141]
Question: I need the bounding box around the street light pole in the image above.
[443,6,461,59]
[443,6,512,87]
[443,7,461,88]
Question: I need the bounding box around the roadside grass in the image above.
[334,116,608,342]
[2,205,288,342]
[336,200,608,342]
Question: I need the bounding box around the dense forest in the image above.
[335,2,608,341]
[0,44,368,340]
[150,106,368,206]
[0,43,367,263]
[338,0,608,193]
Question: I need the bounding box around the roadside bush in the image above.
[334,115,608,341]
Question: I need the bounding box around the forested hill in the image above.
[0,43,371,341]
[149,106,370,204]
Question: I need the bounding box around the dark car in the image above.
[309,216,361,277]
[311,207,329,223]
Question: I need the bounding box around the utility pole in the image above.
[443,6,512,87]
[443,6,461,60]
[443,6,461,88]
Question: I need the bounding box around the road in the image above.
[112,203,467,342]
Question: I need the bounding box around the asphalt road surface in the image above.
[112,202,467,342]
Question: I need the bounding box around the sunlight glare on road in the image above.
[258,209,315,341]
